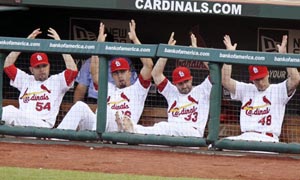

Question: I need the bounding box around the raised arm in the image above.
[91,22,106,86]
[222,35,238,95]
[190,33,209,69]
[4,28,42,68]
[151,32,176,85]
[128,19,153,80]
[277,35,300,96]
[47,28,77,71]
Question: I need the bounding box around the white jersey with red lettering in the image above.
[4,68,71,127]
[232,80,294,138]
[151,77,212,137]
[105,78,150,132]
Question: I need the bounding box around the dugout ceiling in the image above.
[0,0,299,49]
[0,0,300,20]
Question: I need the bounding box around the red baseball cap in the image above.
[110,57,130,72]
[30,52,49,67]
[248,65,269,81]
[172,66,192,84]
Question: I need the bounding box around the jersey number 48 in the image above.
[258,115,272,126]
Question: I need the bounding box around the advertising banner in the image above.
[258,28,300,81]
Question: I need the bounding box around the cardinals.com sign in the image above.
[69,17,130,43]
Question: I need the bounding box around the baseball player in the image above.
[73,29,138,104]
[117,32,212,137]
[57,19,153,131]
[2,28,78,128]
[73,57,137,103]
[222,35,300,142]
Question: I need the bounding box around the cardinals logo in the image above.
[19,84,50,103]
[242,96,271,110]
[243,96,271,116]
[168,95,199,113]
[107,92,130,110]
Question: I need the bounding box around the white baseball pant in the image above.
[2,105,53,128]
[135,121,203,137]
[57,101,96,130]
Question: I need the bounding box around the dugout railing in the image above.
[0,37,300,153]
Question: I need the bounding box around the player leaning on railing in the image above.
[221,35,300,142]
[117,32,212,137]
[2,28,78,128]
[57,19,153,131]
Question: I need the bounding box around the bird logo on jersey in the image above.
[20,84,51,103]
[107,92,130,110]
[41,84,51,93]
[168,95,198,118]
[188,95,198,104]
[242,96,271,116]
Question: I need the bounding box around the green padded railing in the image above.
[0,53,4,121]
[1,37,300,152]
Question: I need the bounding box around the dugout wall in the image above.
[1,37,300,153]
[1,0,300,153]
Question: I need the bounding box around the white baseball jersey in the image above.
[158,77,212,137]
[232,80,294,137]
[105,78,150,132]
[9,68,72,127]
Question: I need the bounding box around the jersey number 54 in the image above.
[36,102,51,111]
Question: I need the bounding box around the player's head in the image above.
[172,66,193,94]
[29,52,50,81]
[248,65,270,91]
[111,57,131,89]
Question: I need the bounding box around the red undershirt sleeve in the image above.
[4,64,17,81]
[64,69,78,86]
[138,75,151,89]
[157,78,168,92]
